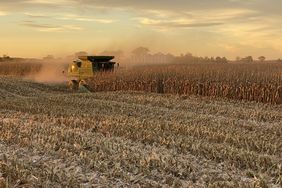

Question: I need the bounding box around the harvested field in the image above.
[0,76,281,187]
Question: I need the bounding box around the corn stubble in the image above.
[0,76,282,187]
[88,63,282,104]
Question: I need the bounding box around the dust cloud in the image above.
[26,60,68,84]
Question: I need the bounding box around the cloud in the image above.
[2,0,282,58]
[134,8,257,30]
[75,0,231,11]
[23,0,76,5]
[73,0,272,13]
[23,12,115,24]
[2,0,282,15]
[24,12,48,18]
[0,0,272,27]
[0,0,263,13]
[185,8,258,22]
[58,14,115,23]
[21,20,83,32]
[138,17,223,28]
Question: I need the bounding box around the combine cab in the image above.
[67,56,116,90]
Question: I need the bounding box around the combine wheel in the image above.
[79,80,91,92]
[68,80,79,90]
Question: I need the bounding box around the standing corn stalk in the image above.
[87,63,282,104]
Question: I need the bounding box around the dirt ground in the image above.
[0,76,281,188]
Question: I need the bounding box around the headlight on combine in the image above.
[71,65,75,72]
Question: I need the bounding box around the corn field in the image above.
[0,61,42,76]
[0,77,281,187]
[88,63,282,104]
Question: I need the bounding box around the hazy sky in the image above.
[1,0,282,59]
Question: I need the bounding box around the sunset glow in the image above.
[1,0,282,59]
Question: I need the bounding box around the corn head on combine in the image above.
[67,56,116,90]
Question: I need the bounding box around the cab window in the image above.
[76,61,82,68]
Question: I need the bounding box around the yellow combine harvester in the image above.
[67,55,116,90]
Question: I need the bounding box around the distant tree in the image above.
[222,57,228,63]
[165,53,174,63]
[214,57,228,63]
[210,57,215,62]
[236,56,241,62]
[75,51,88,57]
[247,56,253,63]
[182,53,194,62]
[215,56,222,63]
[204,57,210,62]
[152,52,166,64]
[43,55,54,60]
[3,54,10,59]
[184,52,193,57]
[100,50,124,60]
[241,56,253,63]
[132,47,150,56]
[258,56,266,62]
